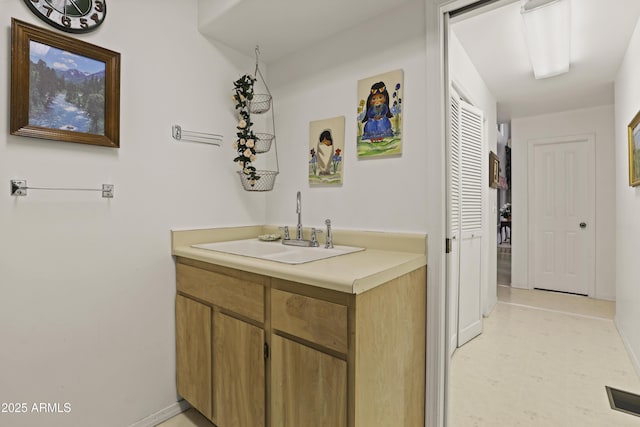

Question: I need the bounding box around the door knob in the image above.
[579,222,587,229]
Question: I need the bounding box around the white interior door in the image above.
[449,89,484,350]
[457,99,483,346]
[529,136,595,295]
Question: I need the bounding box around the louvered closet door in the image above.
[448,93,461,355]
[456,98,483,347]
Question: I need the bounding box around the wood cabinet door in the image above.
[176,295,213,420]
[213,312,265,427]
[271,334,347,427]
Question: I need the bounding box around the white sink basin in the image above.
[192,239,364,264]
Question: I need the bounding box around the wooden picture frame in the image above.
[489,151,499,188]
[628,110,640,187]
[10,19,120,148]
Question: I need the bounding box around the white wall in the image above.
[511,105,616,300]
[265,0,428,235]
[449,31,498,316]
[0,1,265,426]
[614,16,640,376]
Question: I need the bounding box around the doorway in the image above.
[496,122,511,286]
[440,0,623,426]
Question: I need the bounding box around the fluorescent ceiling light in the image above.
[521,0,571,79]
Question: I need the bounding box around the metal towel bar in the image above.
[10,180,114,198]
[172,125,222,146]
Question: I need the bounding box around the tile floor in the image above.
[449,286,640,426]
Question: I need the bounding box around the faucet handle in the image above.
[324,219,333,249]
[310,228,323,247]
[279,226,290,240]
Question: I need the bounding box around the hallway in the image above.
[449,287,639,426]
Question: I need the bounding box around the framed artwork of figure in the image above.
[356,69,403,158]
[309,116,345,186]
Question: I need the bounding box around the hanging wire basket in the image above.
[249,94,272,114]
[237,170,279,191]
[254,133,274,153]
[235,46,279,193]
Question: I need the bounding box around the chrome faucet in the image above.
[296,191,303,240]
[281,191,329,248]
[283,191,315,247]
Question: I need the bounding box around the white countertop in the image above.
[171,226,427,294]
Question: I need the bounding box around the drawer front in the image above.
[271,289,348,353]
[177,263,264,323]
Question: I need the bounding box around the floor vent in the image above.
[606,386,640,417]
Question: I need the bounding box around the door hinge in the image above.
[446,238,452,254]
[264,343,269,360]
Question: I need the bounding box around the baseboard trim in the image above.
[129,400,191,427]
[497,301,613,321]
[615,319,640,380]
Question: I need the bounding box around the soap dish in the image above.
[258,234,281,241]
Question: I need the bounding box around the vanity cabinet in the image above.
[175,256,426,427]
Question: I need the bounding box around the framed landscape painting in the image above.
[628,109,640,187]
[10,19,120,148]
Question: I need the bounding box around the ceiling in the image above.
[198,0,414,64]
[199,0,640,122]
[451,0,640,122]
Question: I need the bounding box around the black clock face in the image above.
[23,0,106,33]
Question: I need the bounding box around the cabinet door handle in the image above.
[264,343,269,360]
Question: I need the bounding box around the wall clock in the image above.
[23,0,106,34]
